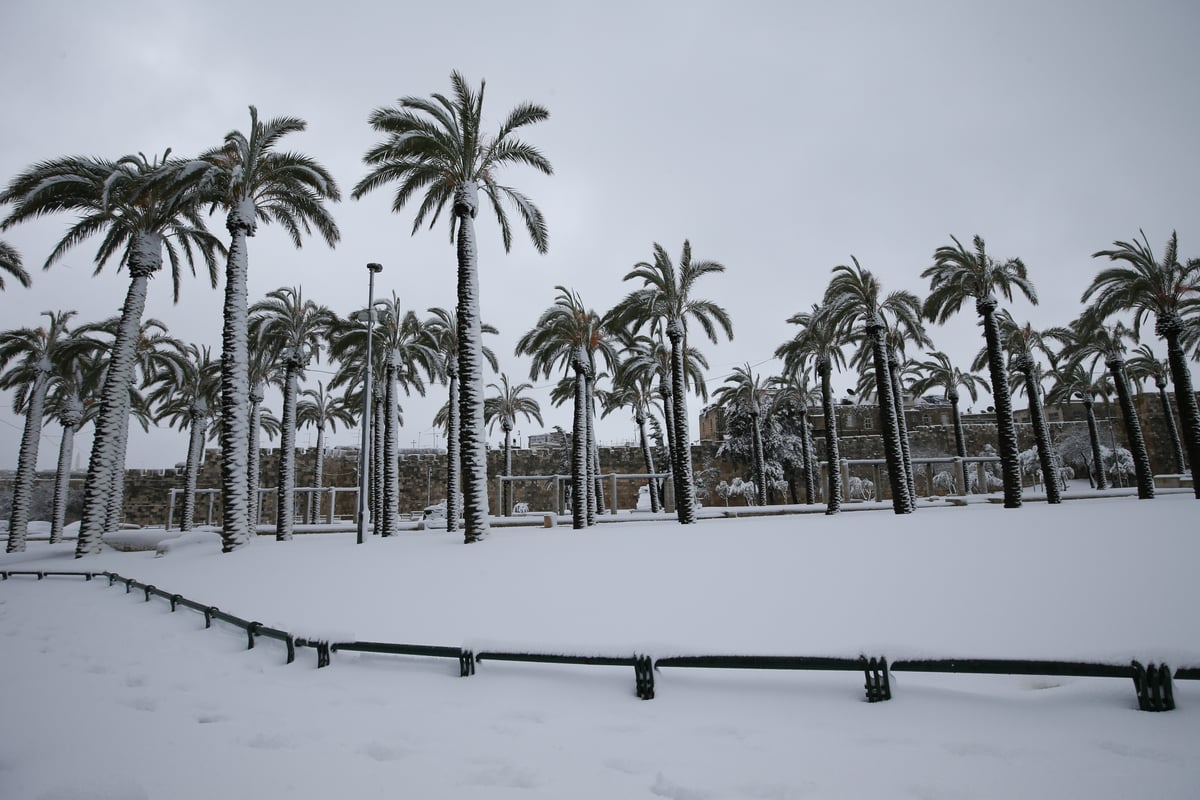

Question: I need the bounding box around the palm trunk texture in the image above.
[818,361,842,514]
[219,215,252,552]
[454,185,490,543]
[78,260,155,556]
[978,297,1022,509]
[6,366,50,553]
[1107,358,1154,500]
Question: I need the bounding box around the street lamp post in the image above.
[356,262,383,544]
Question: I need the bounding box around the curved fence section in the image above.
[1,569,1188,712]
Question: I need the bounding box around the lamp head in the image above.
[367,262,383,274]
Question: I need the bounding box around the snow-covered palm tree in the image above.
[246,336,282,530]
[712,364,769,506]
[517,287,619,529]
[484,374,544,516]
[425,307,498,534]
[1126,343,1187,474]
[199,106,341,552]
[372,303,439,535]
[145,344,221,531]
[76,316,189,533]
[296,382,356,525]
[354,71,553,543]
[611,241,733,524]
[43,340,102,544]
[768,370,821,505]
[1085,231,1199,497]
[0,240,30,289]
[824,257,924,514]
[922,234,1038,509]
[0,310,73,552]
[1,153,223,556]
[909,351,989,460]
[250,287,335,540]
[1045,360,1109,490]
[1056,310,1154,499]
[776,304,848,514]
[990,311,1062,503]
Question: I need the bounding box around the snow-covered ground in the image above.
[3,493,1199,798]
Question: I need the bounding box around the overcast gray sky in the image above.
[2,0,1198,471]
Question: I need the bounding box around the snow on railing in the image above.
[0,569,1186,712]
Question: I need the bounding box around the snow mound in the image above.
[101,529,182,552]
[154,530,221,557]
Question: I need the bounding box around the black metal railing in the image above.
[1,568,1191,712]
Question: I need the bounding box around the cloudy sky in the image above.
[2,0,1198,471]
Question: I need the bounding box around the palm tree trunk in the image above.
[889,360,917,502]
[219,215,252,552]
[247,385,264,531]
[382,361,399,536]
[276,364,300,540]
[502,425,512,515]
[1082,398,1108,490]
[182,403,207,531]
[1107,357,1154,499]
[310,424,326,524]
[818,360,842,514]
[798,407,816,505]
[659,376,677,512]
[1020,363,1060,503]
[373,384,385,532]
[667,324,696,524]
[868,323,911,514]
[571,366,588,529]
[6,365,51,553]
[636,410,661,513]
[50,409,81,545]
[585,374,598,524]
[750,410,767,506]
[445,370,461,532]
[978,297,1022,509]
[1156,382,1187,475]
[453,183,491,543]
[1161,321,1199,496]
[78,260,156,556]
[949,391,967,459]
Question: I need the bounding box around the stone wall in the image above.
[3,391,1192,527]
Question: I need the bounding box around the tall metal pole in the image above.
[357,262,383,544]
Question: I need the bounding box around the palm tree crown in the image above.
[352,71,552,251]
[0,240,30,289]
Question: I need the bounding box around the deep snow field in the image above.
[2,492,1199,799]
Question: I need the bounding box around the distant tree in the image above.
[1046,360,1109,490]
[712,364,769,505]
[1,311,73,551]
[485,374,544,515]
[990,311,1062,502]
[825,258,924,513]
[146,344,221,531]
[427,307,498,533]
[1056,310,1154,499]
[611,241,733,524]
[909,351,988,460]
[517,287,617,528]
[250,287,336,539]
[923,234,1037,509]
[1126,343,1187,475]
[777,304,848,513]
[1086,230,1199,498]
[296,382,356,524]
